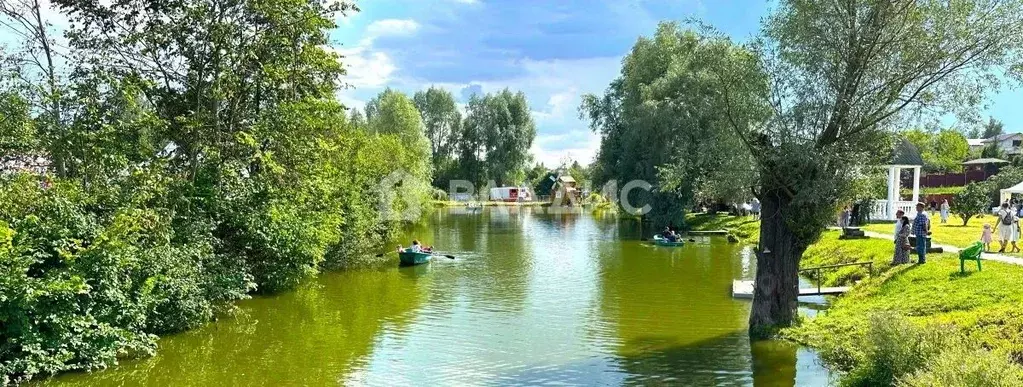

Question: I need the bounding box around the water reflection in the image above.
[41,207,831,386]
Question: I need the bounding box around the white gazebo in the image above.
[871,139,924,220]
[1000,181,1023,204]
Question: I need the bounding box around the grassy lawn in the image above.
[684,212,760,243]
[786,256,1023,385]
[862,213,1018,255]
[684,215,1023,384]
[801,231,915,286]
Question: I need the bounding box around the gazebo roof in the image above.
[888,138,924,166]
[962,158,1010,165]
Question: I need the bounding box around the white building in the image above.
[969,133,1023,156]
[967,138,987,152]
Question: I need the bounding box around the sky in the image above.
[2,1,1019,167]
[332,0,1023,167]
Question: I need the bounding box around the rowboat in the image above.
[652,235,685,247]
[399,250,433,266]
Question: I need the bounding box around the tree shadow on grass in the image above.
[948,270,977,280]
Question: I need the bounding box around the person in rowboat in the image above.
[661,227,678,242]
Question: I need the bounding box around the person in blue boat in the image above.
[661,227,678,242]
[397,240,433,253]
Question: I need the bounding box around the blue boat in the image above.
[399,250,433,266]
[652,235,685,247]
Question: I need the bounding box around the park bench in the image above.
[909,234,943,253]
[839,227,868,240]
[959,241,983,273]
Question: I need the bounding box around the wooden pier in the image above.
[731,280,851,299]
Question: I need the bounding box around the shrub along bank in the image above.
[0,119,431,384]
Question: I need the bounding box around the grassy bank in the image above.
[684,212,760,244]
[687,216,1023,385]
[801,231,905,286]
[862,214,1015,256]
[789,231,1023,386]
[431,200,547,207]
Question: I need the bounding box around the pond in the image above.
[41,207,832,386]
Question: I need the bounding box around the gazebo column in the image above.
[912,166,921,204]
[887,166,899,220]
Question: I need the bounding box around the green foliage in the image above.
[582,22,760,228]
[0,91,36,154]
[905,129,971,172]
[900,343,1023,387]
[722,0,1023,329]
[413,87,462,186]
[840,314,951,387]
[0,0,437,383]
[954,182,994,225]
[460,89,536,186]
[801,232,893,287]
[684,213,761,244]
[983,117,1006,139]
[986,166,1023,195]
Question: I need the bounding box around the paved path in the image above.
[838,228,1023,267]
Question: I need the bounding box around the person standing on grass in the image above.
[913,202,931,264]
[982,223,994,252]
[939,199,950,224]
[893,209,905,241]
[893,215,912,265]
[750,198,761,220]
[995,203,1018,253]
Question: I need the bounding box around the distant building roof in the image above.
[962,158,1011,165]
[983,133,1023,143]
[967,138,986,147]
[1,155,49,175]
[888,138,924,166]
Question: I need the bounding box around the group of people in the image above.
[735,198,762,219]
[980,202,1023,253]
[660,227,682,242]
[891,202,932,265]
[397,240,434,253]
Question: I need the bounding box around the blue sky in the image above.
[332,0,1023,167]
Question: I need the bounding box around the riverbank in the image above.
[431,200,547,207]
[788,231,1023,385]
[684,213,760,244]
[689,214,1023,385]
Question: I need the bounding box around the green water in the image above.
[42,207,831,386]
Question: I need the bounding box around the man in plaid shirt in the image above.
[913,202,931,264]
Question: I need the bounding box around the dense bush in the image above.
[0,111,431,382]
[0,0,433,383]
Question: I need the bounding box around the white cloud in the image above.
[329,45,397,89]
[451,0,479,3]
[530,130,601,168]
[365,19,420,38]
[328,19,421,100]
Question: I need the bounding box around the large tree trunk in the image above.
[749,190,805,338]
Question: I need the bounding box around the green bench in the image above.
[959,241,983,273]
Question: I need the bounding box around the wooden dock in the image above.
[731,280,851,299]
[687,230,728,236]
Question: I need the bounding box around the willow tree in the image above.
[717,0,1023,335]
[582,22,759,227]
